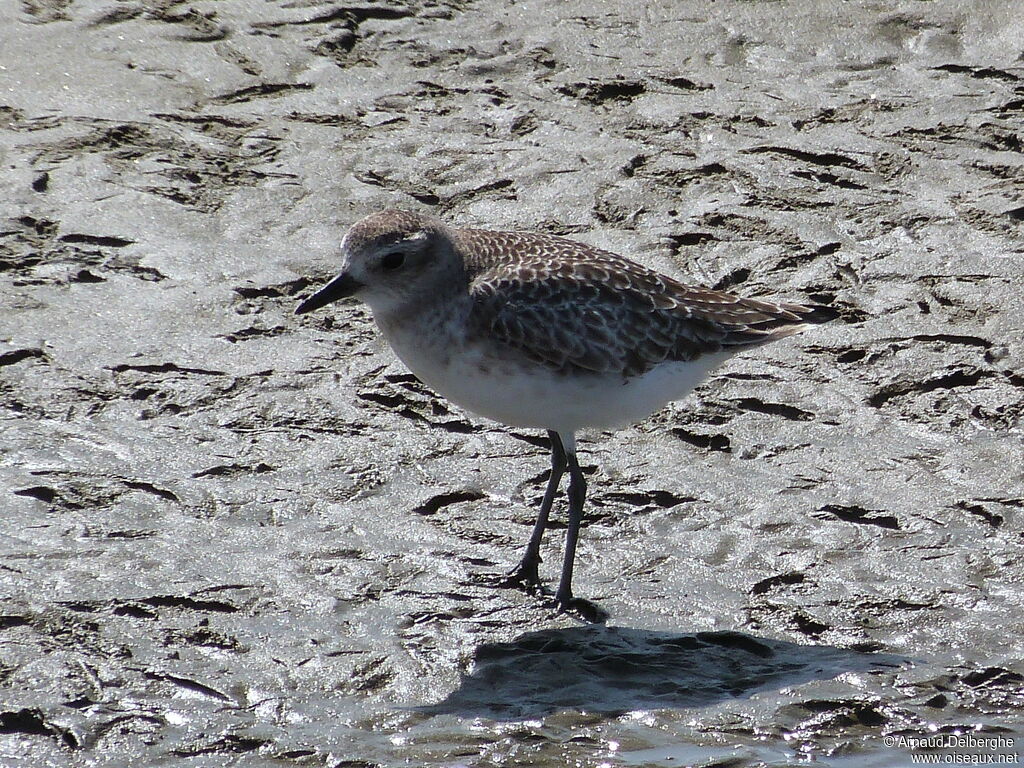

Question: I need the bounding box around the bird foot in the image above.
[553,593,608,624]
[497,559,544,592]
[480,560,607,622]
[477,558,544,593]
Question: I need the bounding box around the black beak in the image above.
[295,272,363,315]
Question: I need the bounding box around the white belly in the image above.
[385,322,731,433]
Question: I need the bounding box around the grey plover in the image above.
[296,209,829,616]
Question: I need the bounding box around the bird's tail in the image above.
[720,299,838,349]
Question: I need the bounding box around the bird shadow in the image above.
[415,625,908,720]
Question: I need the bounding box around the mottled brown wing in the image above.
[464,231,814,378]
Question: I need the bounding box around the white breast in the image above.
[382,313,731,433]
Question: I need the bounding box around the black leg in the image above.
[504,430,567,589]
[554,442,587,611]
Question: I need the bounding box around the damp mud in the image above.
[2,1,1023,766]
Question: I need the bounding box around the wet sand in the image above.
[2,1,1022,765]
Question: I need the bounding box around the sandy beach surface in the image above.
[2,1,1022,765]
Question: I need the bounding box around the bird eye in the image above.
[380,251,405,271]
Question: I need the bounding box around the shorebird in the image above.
[296,209,829,617]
